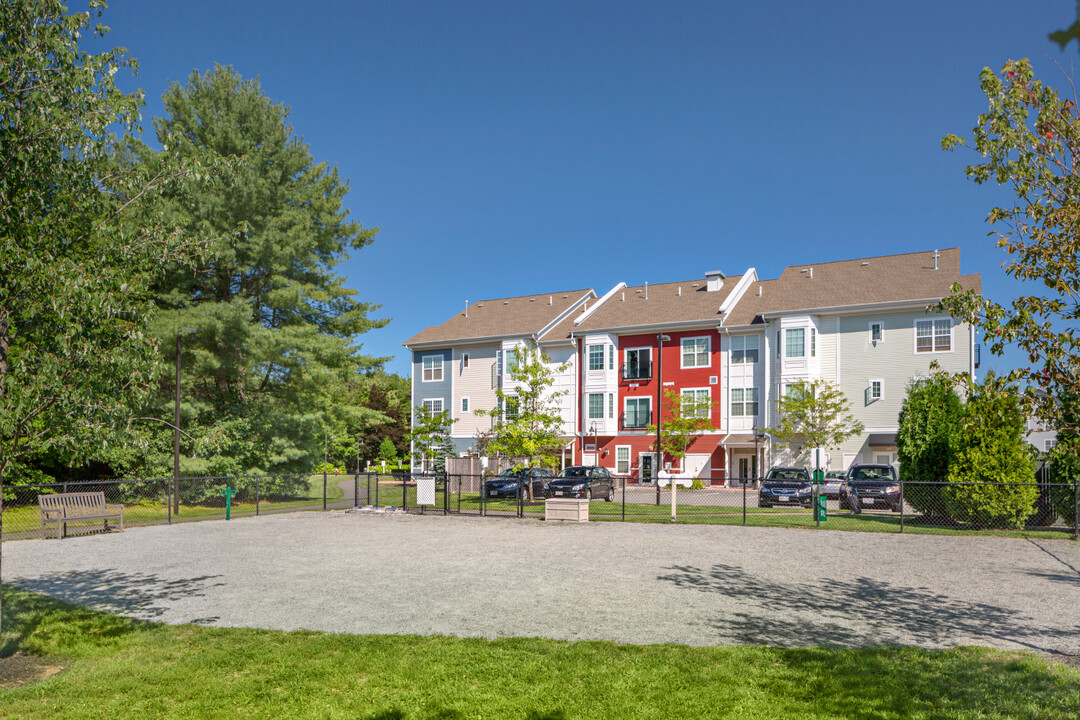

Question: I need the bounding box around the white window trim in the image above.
[623,396,652,428]
[680,387,711,418]
[461,353,470,370]
[615,445,631,475]
[587,344,605,371]
[731,335,759,364]
[869,321,883,344]
[1045,439,1058,452]
[730,387,760,417]
[680,336,711,369]
[460,397,469,413]
[422,398,444,417]
[784,328,806,359]
[914,319,954,355]
[421,354,444,382]
[869,379,884,402]
[587,392,605,421]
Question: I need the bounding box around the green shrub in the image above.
[945,380,1037,528]
[896,375,964,516]
[1046,441,1080,527]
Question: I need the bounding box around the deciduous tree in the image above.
[767,380,864,465]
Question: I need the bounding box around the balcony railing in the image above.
[621,361,653,380]
[621,411,652,429]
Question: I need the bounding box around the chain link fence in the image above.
[5,471,1078,540]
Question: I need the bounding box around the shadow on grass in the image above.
[0,585,146,658]
[656,563,1080,656]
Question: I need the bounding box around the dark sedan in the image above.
[758,467,813,508]
[543,466,615,501]
[839,464,901,512]
[483,468,554,499]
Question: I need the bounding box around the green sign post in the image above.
[221,485,233,521]
[812,468,827,524]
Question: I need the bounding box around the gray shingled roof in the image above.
[404,289,595,346]
[723,248,980,326]
[561,274,749,334]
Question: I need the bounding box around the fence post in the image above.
[354,468,360,509]
[403,472,407,510]
[899,479,904,534]
[375,472,379,507]
[1074,477,1078,541]
[167,479,172,525]
[742,479,747,527]
[621,477,626,522]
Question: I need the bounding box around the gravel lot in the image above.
[6,511,1080,655]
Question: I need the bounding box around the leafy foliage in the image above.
[123,64,388,477]
[476,342,568,496]
[767,380,864,463]
[945,375,1037,529]
[646,388,717,469]
[409,407,454,478]
[940,59,1080,439]
[896,374,965,515]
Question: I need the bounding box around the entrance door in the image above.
[639,453,656,484]
[736,454,757,481]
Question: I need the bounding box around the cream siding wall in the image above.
[452,344,499,438]
[542,345,578,436]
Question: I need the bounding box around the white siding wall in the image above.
[543,345,578,436]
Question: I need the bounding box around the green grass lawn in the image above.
[0,587,1077,719]
[3,476,346,539]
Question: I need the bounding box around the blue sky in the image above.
[99,1,1075,377]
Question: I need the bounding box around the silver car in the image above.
[821,470,846,497]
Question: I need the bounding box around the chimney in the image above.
[705,270,726,292]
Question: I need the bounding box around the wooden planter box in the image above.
[545,498,589,523]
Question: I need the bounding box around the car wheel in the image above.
[585,488,593,501]
[891,503,901,513]
[605,486,614,502]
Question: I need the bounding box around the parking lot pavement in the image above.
[7,511,1080,656]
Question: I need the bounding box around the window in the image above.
[422,398,443,417]
[784,328,805,358]
[810,328,816,358]
[681,388,710,418]
[869,379,883,402]
[588,345,604,370]
[869,322,883,343]
[462,353,470,370]
[608,393,614,419]
[615,446,631,475]
[503,396,519,422]
[916,319,952,353]
[461,397,469,413]
[776,330,781,358]
[505,347,520,375]
[730,388,759,416]
[1046,439,1058,452]
[624,348,651,379]
[782,383,810,401]
[588,393,604,420]
[731,335,759,364]
[422,355,444,382]
[681,337,710,368]
[608,344,614,370]
[624,397,651,428]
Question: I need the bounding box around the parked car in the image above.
[758,467,813,508]
[839,464,901,512]
[821,470,846,498]
[483,467,554,499]
[543,466,616,501]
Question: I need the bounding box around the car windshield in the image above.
[558,467,589,478]
[825,472,845,479]
[768,470,807,480]
[851,467,892,481]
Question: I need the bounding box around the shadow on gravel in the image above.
[13,569,226,620]
[657,564,1080,655]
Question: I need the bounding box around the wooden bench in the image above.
[38,491,124,539]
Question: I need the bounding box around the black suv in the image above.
[758,467,813,508]
[543,466,616,501]
[483,467,554,499]
[839,464,901,512]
